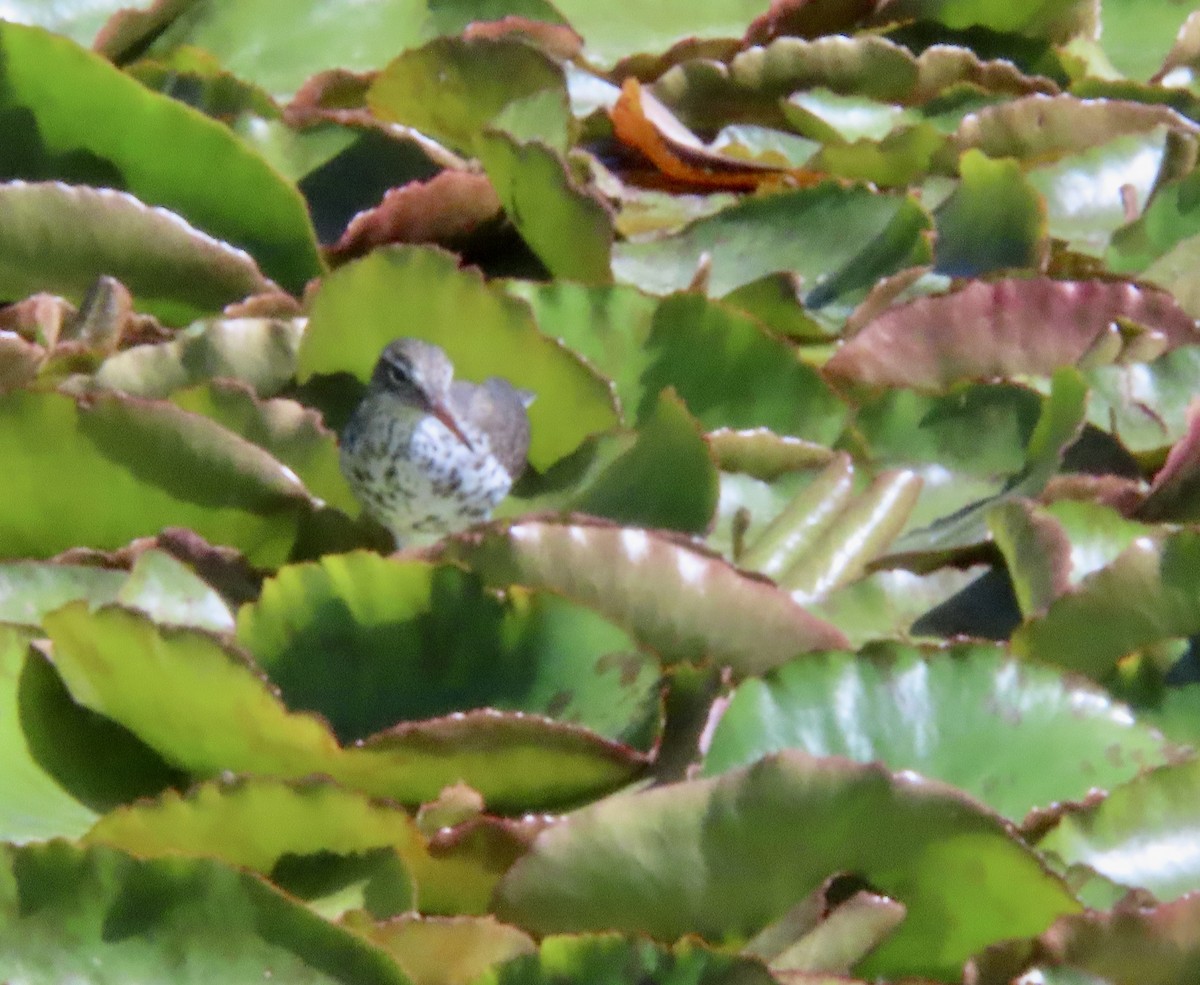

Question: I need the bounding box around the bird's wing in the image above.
[449,378,532,479]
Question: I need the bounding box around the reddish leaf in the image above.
[326,172,502,265]
[825,277,1199,389]
[462,17,583,60]
[745,0,882,44]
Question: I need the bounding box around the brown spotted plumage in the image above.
[340,338,532,547]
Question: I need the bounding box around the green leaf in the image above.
[738,454,856,579]
[0,390,309,566]
[0,841,412,984]
[171,382,358,515]
[438,518,848,675]
[989,499,1151,618]
[0,563,125,627]
[1085,344,1200,454]
[477,134,613,283]
[368,38,568,154]
[651,34,1051,137]
[1098,0,1195,80]
[785,89,918,142]
[611,183,932,318]
[954,95,1192,161]
[703,643,1174,823]
[0,182,274,325]
[476,934,777,985]
[1012,529,1200,678]
[126,45,281,122]
[890,368,1087,555]
[556,390,718,534]
[1139,683,1200,751]
[146,0,566,97]
[935,149,1047,275]
[0,21,320,293]
[494,752,1080,981]
[810,123,947,188]
[0,627,181,842]
[0,548,230,634]
[235,553,661,748]
[94,316,304,400]
[85,777,427,916]
[637,294,847,439]
[344,914,535,985]
[0,1,136,46]
[550,0,766,68]
[115,549,235,633]
[809,565,989,647]
[854,382,1042,477]
[510,282,846,441]
[1109,164,1200,275]
[503,279,658,419]
[778,470,922,602]
[1029,128,1172,255]
[873,0,1094,41]
[988,499,1074,616]
[45,602,646,811]
[1031,894,1200,984]
[1139,232,1200,320]
[1040,758,1200,902]
[299,246,618,470]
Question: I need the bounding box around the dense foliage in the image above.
[1,1,1200,982]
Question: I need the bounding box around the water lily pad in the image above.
[825,277,1198,389]
[509,282,846,441]
[934,149,1046,275]
[0,182,274,325]
[495,751,1079,980]
[611,183,932,320]
[477,934,777,985]
[0,389,311,566]
[146,0,566,96]
[1029,128,1171,255]
[441,518,850,674]
[1040,758,1200,903]
[535,390,718,534]
[1109,166,1200,274]
[85,777,427,912]
[46,601,646,810]
[477,134,613,283]
[235,552,661,748]
[171,381,357,514]
[347,914,535,985]
[653,35,1056,133]
[953,94,1197,161]
[0,626,181,843]
[703,643,1174,822]
[0,21,321,292]
[1012,529,1200,678]
[0,840,410,984]
[369,38,568,153]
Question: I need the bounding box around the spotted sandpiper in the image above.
[340,338,533,547]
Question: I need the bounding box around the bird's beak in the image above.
[429,401,474,451]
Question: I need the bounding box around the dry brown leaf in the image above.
[609,77,824,192]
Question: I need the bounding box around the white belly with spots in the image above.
[340,396,513,546]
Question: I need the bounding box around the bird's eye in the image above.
[386,359,412,385]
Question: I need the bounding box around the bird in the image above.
[339,338,533,547]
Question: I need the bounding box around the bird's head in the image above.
[369,338,472,449]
